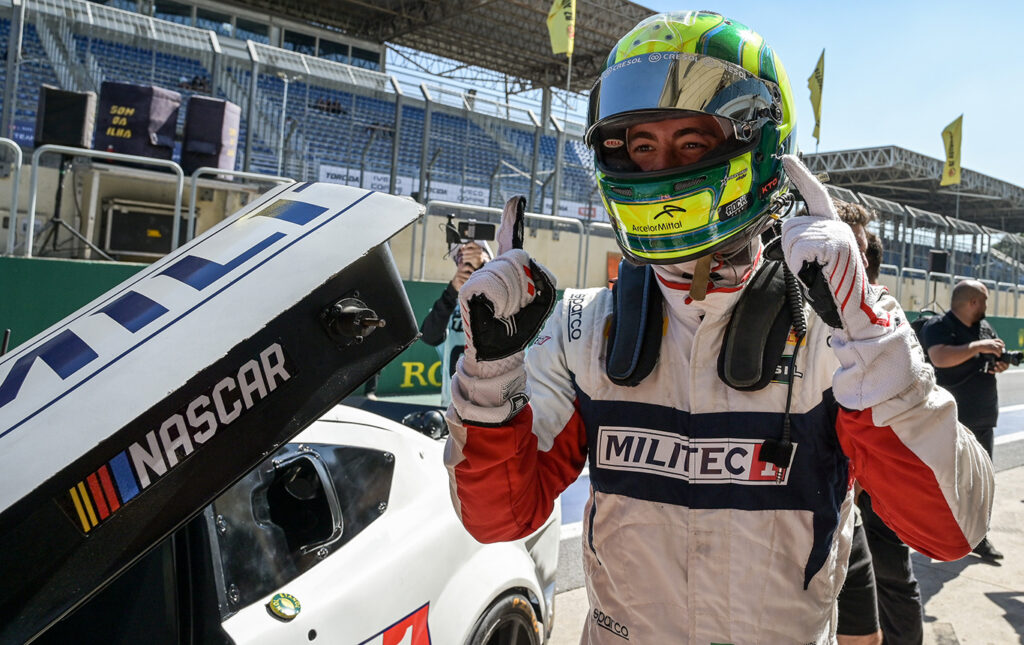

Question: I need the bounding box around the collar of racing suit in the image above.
[651,240,765,322]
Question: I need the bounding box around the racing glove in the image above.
[450,196,557,425]
[780,154,928,410]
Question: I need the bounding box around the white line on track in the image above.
[995,430,1024,446]
[561,521,583,540]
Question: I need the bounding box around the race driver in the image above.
[443,11,993,644]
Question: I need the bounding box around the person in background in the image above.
[420,240,492,406]
[833,200,884,645]
[838,203,925,644]
[865,232,883,284]
[442,11,993,643]
[920,279,1006,562]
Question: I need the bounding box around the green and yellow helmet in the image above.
[586,11,796,264]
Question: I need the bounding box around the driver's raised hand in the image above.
[450,196,557,425]
[458,197,557,361]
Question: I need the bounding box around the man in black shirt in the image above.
[920,279,1007,561]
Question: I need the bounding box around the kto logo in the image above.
[759,177,779,197]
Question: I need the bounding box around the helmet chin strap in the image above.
[652,238,760,300]
[688,255,712,301]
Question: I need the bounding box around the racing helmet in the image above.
[586,11,796,264]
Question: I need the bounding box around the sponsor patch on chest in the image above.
[596,426,793,484]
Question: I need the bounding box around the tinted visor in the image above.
[587,52,782,148]
[592,110,750,175]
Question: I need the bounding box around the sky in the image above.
[640,1,1024,188]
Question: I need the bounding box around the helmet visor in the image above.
[587,52,782,148]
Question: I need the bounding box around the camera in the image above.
[445,216,496,246]
[980,350,1023,372]
[1001,350,1023,365]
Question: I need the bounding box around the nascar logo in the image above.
[62,342,293,533]
[597,426,794,484]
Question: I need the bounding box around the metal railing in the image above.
[420,200,587,287]
[1,138,23,256]
[187,167,293,240]
[585,221,614,284]
[25,145,185,257]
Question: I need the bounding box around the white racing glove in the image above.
[450,196,557,425]
[780,154,891,339]
[780,155,926,410]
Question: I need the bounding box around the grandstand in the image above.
[0,0,611,219]
[1,0,1023,291]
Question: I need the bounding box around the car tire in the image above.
[467,592,541,645]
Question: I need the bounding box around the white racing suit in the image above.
[444,260,993,644]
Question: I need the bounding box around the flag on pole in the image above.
[547,0,576,58]
[807,49,825,144]
[940,115,963,186]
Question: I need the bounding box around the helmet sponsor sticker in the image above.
[721,193,750,220]
[653,204,686,220]
[759,176,779,197]
[600,55,642,80]
[630,221,684,233]
[603,138,624,149]
[596,426,794,484]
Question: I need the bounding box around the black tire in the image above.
[467,592,541,645]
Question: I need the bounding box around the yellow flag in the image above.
[547,0,576,57]
[940,115,962,186]
[807,50,824,144]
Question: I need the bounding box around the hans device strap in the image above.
[605,260,663,386]
[717,258,794,391]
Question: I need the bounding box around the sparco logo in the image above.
[567,293,585,342]
[593,609,629,640]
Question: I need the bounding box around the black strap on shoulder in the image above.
[605,260,663,386]
[717,257,794,391]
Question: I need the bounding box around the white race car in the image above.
[36,404,560,645]
[2,182,558,644]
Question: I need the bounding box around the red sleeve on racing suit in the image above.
[453,402,588,543]
[837,407,971,560]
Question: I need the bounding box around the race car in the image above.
[35,404,560,645]
[2,179,558,644]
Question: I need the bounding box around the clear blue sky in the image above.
[640,1,1024,188]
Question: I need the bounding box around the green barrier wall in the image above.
[3,256,1022,396]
